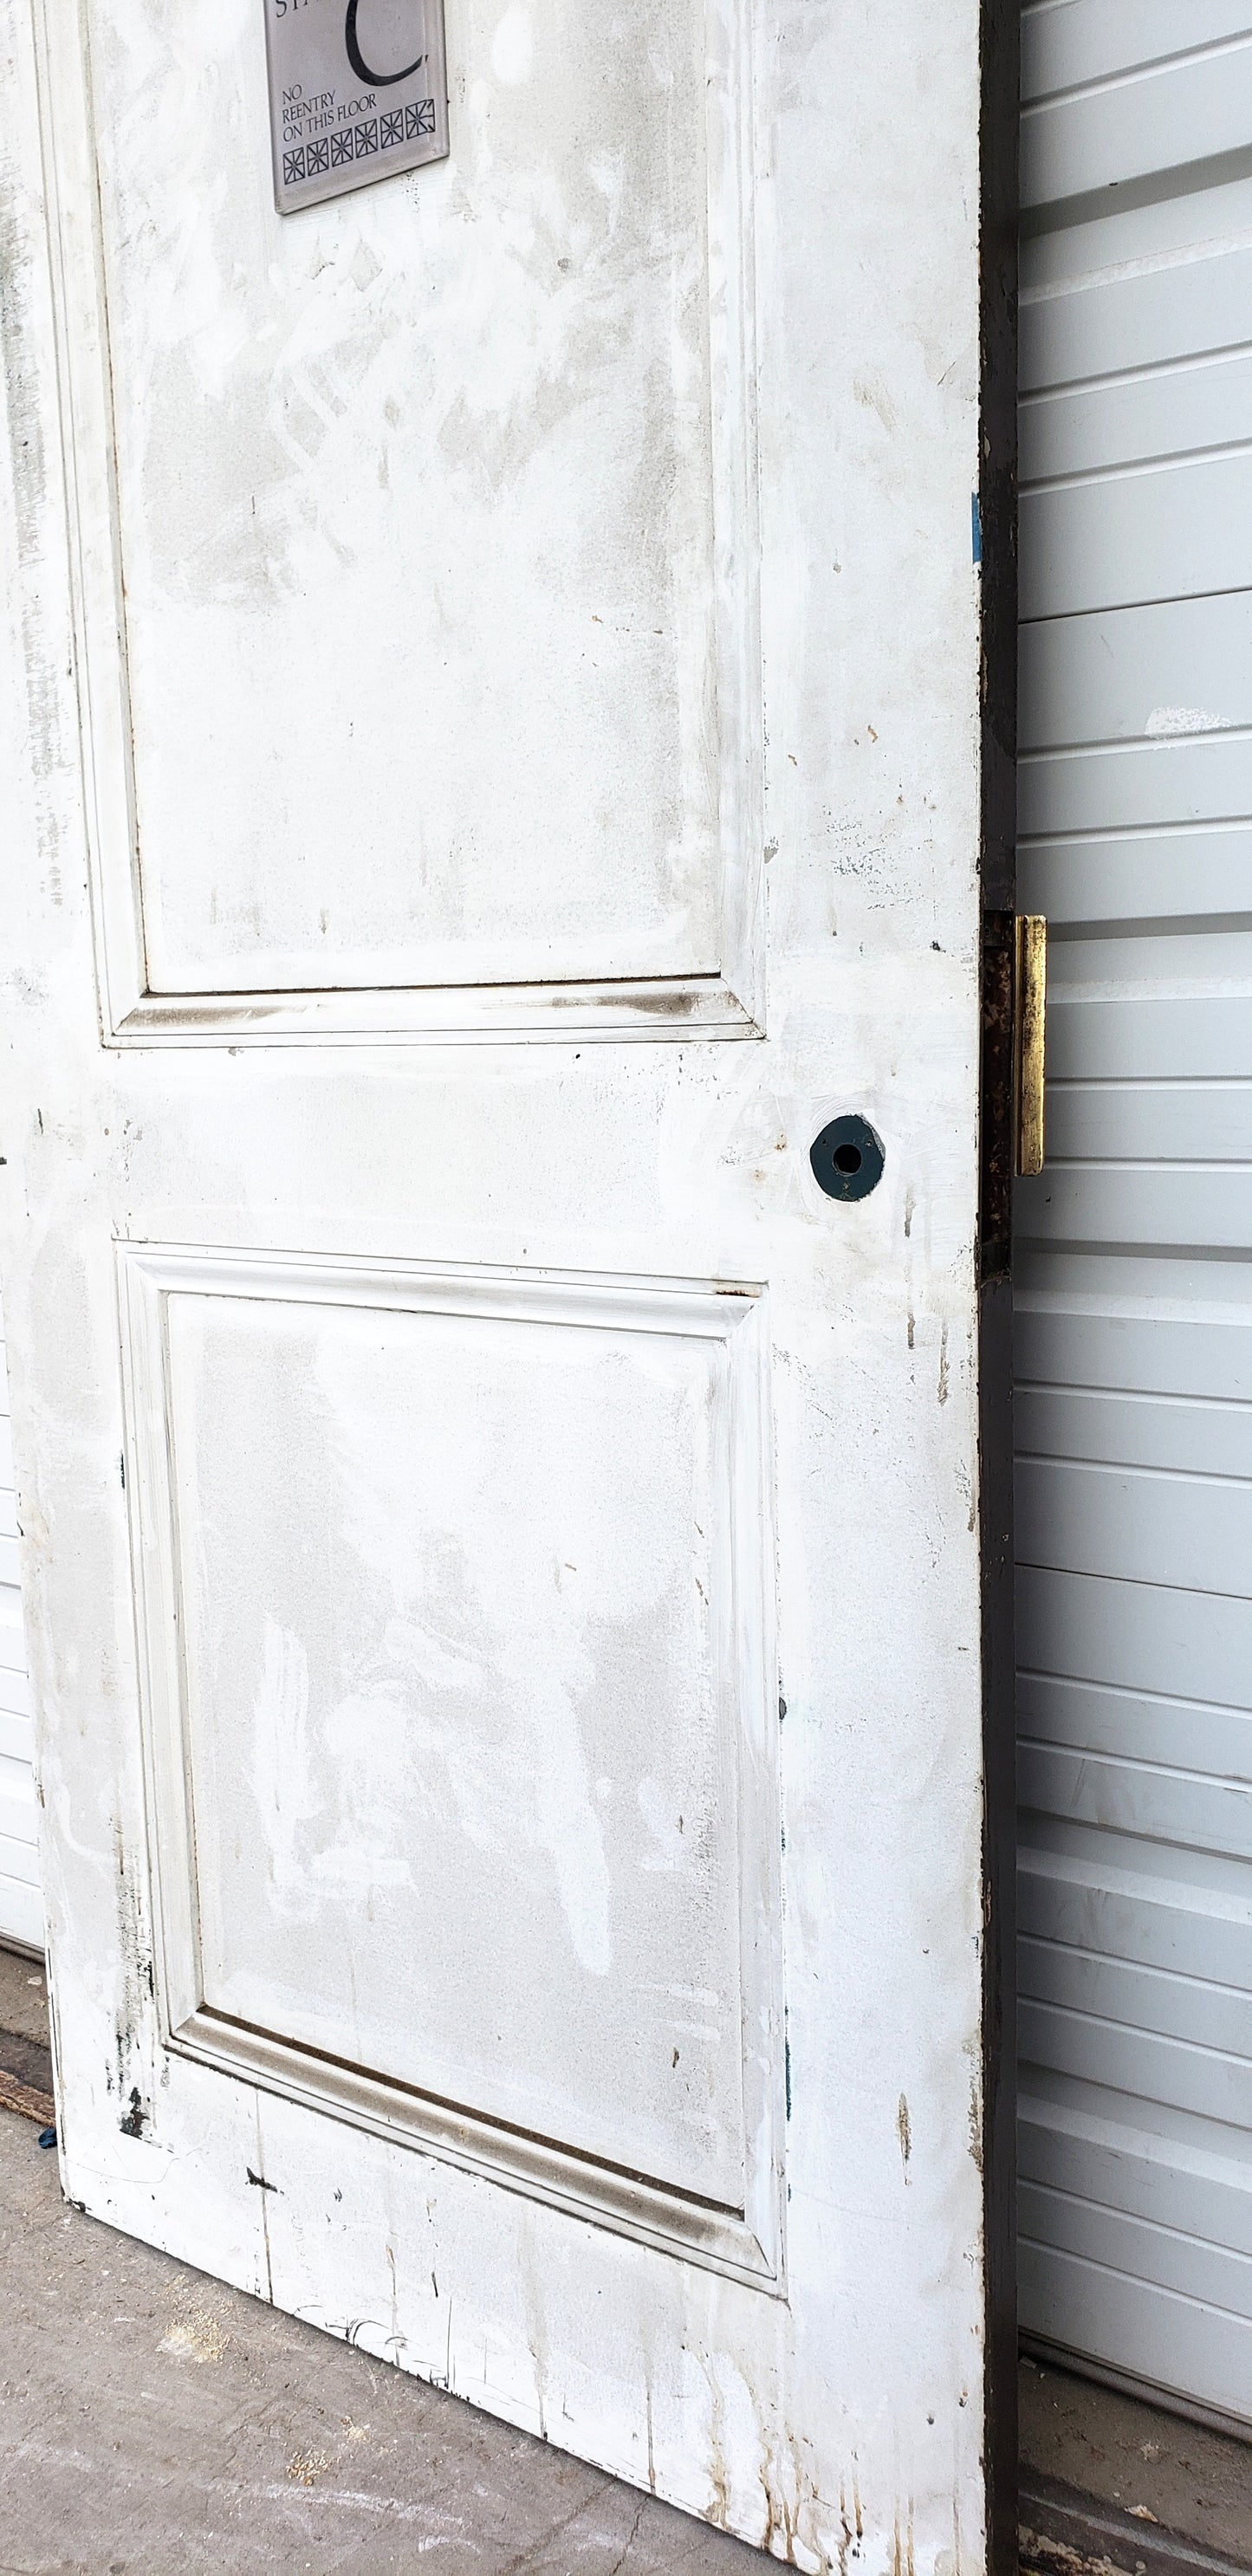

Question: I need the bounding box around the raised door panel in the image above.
[120,1245,782,2282]
[45,0,761,1039]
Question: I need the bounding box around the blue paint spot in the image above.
[971,492,983,566]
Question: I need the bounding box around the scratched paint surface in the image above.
[170,1290,749,2203]
[94,0,719,993]
[0,0,991,2565]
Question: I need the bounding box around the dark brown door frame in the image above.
[979,1,1021,2569]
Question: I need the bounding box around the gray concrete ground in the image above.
[0,1950,49,2047]
[0,2100,763,2574]
[0,1949,762,2576]
[3,1947,1251,2574]
[1019,2352,1252,2566]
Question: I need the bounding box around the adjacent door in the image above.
[1017,0,1252,2430]
[0,0,1007,2558]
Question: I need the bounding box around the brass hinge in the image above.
[1015,914,1048,1178]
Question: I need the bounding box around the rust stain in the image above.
[968,2069,983,2174]
[756,2429,800,2562]
[704,2365,731,2531]
[839,2481,855,2576]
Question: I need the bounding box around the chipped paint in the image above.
[897,2094,911,2177]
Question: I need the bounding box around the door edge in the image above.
[978,0,1021,2567]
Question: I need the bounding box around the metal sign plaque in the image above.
[264,0,449,215]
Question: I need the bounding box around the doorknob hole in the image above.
[809,1114,885,1202]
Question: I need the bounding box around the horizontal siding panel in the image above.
[1042,1081,1252,1161]
[1022,240,1252,396]
[1019,2236,1252,2416]
[1020,2178,1252,2322]
[1019,594,1252,752]
[1020,1736,1252,1856]
[0,1874,42,1951]
[1028,1809,1247,1904]
[1016,1383,1252,1476]
[1018,1451,1252,1595]
[1021,1932,1252,2059]
[1019,1669,1252,1778]
[1020,1833,1252,1989]
[1021,2080,1252,2255]
[1021,452,1252,618]
[0,1662,33,1723]
[0,1763,38,1859]
[1047,997,1252,1084]
[1021,42,1252,214]
[1016,1161,1252,1247]
[1018,1562,1252,1705]
[1020,730,1252,838]
[1052,925,1252,981]
[0,1588,28,1673]
[0,1708,35,1768]
[1022,3,1252,101]
[1016,1301,1252,1404]
[1021,349,1252,487]
[1018,1843,1252,1990]
[1018,827,1252,925]
[0,1829,40,1890]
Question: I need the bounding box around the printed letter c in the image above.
[344,0,425,86]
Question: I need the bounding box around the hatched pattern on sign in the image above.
[283,99,435,191]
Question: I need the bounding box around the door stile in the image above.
[976,0,1022,2566]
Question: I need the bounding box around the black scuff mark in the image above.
[255,2106,276,2304]
[119,2086,146,2138]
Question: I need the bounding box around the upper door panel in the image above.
[48,0,762,1037]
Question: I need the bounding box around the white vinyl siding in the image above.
[0,1324,39,1950]
[1016,0,1252,2425]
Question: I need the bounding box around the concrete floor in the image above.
[0,2105,765,2573]
[0,1951,768,2574]
[1019,2354,1252,2566]
[3,1948,1251,2574]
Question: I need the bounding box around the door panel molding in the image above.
[116,1241,785,2287]
[35,0,765,1046]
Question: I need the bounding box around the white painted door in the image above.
[1017,0,1252,2431]
[0,1310,39,1952]
[0,1,1004,2559]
